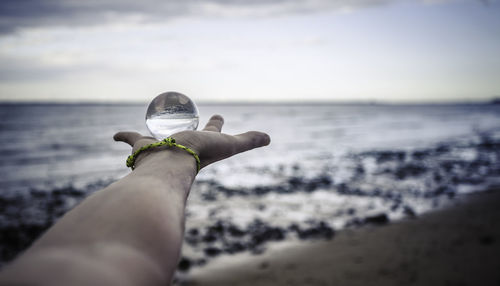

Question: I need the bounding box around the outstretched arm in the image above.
[0,115,270,286]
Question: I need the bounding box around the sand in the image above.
[181,190,500,286]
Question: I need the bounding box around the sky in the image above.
[0,0,499,103]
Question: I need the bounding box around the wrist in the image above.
[131,147,198,189]
[127,138,200,173]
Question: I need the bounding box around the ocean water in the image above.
[1,103,500,267]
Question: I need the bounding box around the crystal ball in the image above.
[145,92,199,140]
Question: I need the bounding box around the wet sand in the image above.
[183,189,500,286]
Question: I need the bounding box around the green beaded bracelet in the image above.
[126,137,201,173]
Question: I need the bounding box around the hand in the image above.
[113,115,271,170]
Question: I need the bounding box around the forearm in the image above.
[0,148,197,285]
[0,114,270,286]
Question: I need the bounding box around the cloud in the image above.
[0,0,414,34]
[2,0,493,34]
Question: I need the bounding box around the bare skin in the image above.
[0,115,270,286]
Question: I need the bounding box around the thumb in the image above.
[233,131,271,154]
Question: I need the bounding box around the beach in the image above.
[1,103,499,279]
[182,189,500,286]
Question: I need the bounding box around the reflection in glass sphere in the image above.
[145,92,199,140]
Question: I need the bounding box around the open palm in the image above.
[114,115,271,170]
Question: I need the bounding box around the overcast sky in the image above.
[0,0,499,103]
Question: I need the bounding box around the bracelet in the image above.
[126,137,201,173]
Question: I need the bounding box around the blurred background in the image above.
[1,0,500,284]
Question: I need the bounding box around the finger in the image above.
[202,114,224,132]
[233,131,271,154]
[113,131,143,147]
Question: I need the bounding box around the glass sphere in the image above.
[145,92,199,140]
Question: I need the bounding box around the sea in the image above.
[1,102,500,270]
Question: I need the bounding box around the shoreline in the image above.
[179,189,500,286]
